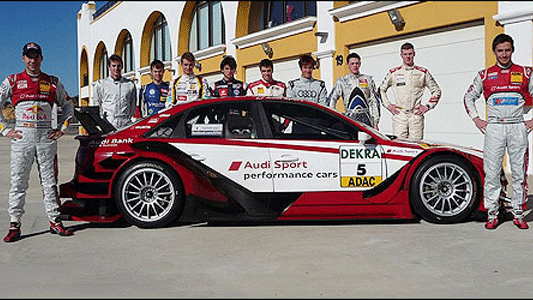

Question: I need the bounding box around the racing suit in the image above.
[379,64,441,139]
[136,81,170,118]
[286,77,328,105]
[328,73,380,127]
[246,79,286,97]
[93,76,136,130]
[212,78,247,97]
[0,70,74,223]
[464,63,533,216]
[171,73,210,104]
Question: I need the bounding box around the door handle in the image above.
[276,154,299,162]
[190,154,206,161]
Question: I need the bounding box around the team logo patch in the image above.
[511,72,523,84]
[488,72,498,80]
[17,80,28,89]
[39,81,51,94]
[257,87,264,94]
[359,78,368,88]
[493,96,519,106]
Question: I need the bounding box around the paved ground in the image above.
[1,128,533,298]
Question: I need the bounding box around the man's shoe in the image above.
[513,215,529,230]
[49,221,73,236]
[485,213,499,230]
[3,222,21,243]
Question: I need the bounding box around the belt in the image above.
[487,116,524,124]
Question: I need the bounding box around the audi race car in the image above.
[59,96,492,228]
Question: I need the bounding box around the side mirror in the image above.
[359,131,372,143]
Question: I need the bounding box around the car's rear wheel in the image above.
[410,155,480,224]
[116,162,183,228]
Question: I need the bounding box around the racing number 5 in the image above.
[357,164,367,175]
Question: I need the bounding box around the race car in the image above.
[59,96,494,228]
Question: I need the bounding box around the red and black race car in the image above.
[59,96,497,228]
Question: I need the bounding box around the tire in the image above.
[409,155,481,224]
[115,161,183,228]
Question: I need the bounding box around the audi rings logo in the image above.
[297,90,317,98]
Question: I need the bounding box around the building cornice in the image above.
[329,1,418,23]
[232,17,317,49]
[493,9,533,25]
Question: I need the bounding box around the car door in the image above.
[170,101,274,193]
[261,101,385,192]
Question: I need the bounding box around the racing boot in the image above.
[512,211,528,230]
[3,222,21,243]
[485,211,499,230]
[49,218,73,236]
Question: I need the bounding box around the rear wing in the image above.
[74,106,116,135]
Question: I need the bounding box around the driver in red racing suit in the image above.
[463,34,533,230]
[0,43,74,242]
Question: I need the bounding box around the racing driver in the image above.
[328,52,380,129]
[464,33,533,230]
[0,42,74,242]
[379,42,442,140]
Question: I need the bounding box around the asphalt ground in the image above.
[1,127,533,298]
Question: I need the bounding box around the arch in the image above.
[93,41,107,81]
[79,46,89,87]
[177,1,196,56]
[236,1,251,38]
[140,10,171,68]
[115,29,135,73]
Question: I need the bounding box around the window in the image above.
[150,15,171,62]
[122,32,135,73]
[262,101,355,140]
[99,49,108,79]
[189,1,225,52]
[184,102,256,139]
[250,1,316,33]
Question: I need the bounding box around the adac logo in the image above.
[21,105,47,121]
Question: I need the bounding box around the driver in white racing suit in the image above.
[328,52,380,128]
[0,43,74,242]
[463,33,533,230]
[379,42,441,140]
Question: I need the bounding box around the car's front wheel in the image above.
[116,161,183,228]
[410,155,481,224]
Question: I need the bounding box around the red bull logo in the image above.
[21,105,47,121]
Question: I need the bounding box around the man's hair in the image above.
[298,54,316,69]
[400,42,414,51]
[492,33,514,51]
[108,54,123,65]
[259,58,273,70]
[220,55,237,70]
[346,52,361,62]
[150,59,164,69]
[181,51,196,63]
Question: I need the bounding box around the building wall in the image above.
[76,1,533,172]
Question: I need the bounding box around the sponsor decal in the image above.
[488,72,498,80]
[134,125,151,129]
[149,89,156,95]
[359,78,368,88]
[39,81,51,94]
[228,159,338,181]
[159,114,170,117]
[511,72,523,84]
[493,96,519,106]
[99,137,134,147]
[188,83,197,89]
[21,105,47,121]
[219,88,228,96]
[148,118,159,123]
[17,80,28,89]
[341,176,382,187]
[257,87,264,94]
[340,148,381,160]
[191,124,223,136]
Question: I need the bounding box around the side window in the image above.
[263,102,355,140]
[145,114,182,139]
[184,102,256,139]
